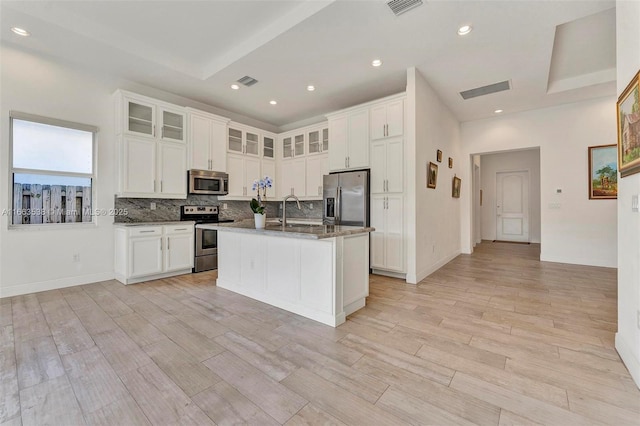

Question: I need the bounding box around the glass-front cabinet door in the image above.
[308,130,320,154]
[127,100,155,137]
[245,132,259,156]
[161,109,185,142]
[294,134,304,156]
[228,128,243,153]
[263,136,274,158]
[282,137,293,158]
[322,128,329,152]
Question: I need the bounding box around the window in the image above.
[9,112,97,225]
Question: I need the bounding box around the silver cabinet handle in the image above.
[140,230,155,233]
[345,157,347,168]
[160,181,163,192]
[153,124,156,137]
[174,228,188,231]
[154,180,157,192]
[167,238,170,250]
[162,127,164,139]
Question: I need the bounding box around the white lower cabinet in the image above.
[370,194,404,273]
[115,224,194,284]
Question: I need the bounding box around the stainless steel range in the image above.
[180,205,233,273]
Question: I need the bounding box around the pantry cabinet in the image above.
[114,224,194,285]
[115,90,187,198]
[327,108,369,172]
[370,99,404,140]
[187,109,229,171]
[370,138,403,194]
[370,194,404,273]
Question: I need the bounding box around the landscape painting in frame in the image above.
[617,70,640,177]
[589,145,617,199]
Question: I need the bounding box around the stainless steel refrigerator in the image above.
[323,170,369,226]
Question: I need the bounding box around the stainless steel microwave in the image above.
[188,170,228,195]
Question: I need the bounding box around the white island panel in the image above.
[214,227,369,327]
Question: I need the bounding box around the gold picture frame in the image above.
[452,176,461,198]
[617,70,640,177]
[427,162,438,189]
[588,144,617,199]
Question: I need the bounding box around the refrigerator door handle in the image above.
[336,187,341,224]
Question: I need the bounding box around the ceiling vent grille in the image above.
[237,76,258,87]
[459,80,511,100]
[387,0,423,16]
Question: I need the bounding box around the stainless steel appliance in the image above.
[180,205,233,272]
[188,170,228,195]
[323,170,369,226]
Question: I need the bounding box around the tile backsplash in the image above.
[114,195,322,223]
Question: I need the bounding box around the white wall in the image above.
[0,44,277,297]
[480,149,541,243]
[615,0,640,389]
[0,45,116,296]
[406,68,461,284]
[460,97,617,268]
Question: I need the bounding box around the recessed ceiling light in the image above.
[269,100,277,105]
[372,59,383,67]
[11,27,30,37]
[230,84,240,90]
[494,109,503,114]
[307,85,315,92]
[457,25,472,36]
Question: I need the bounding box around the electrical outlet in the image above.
[632,195,639,213]
[72,254,80,263]
[222,203,228,210]
[309,203,313,209]
[150,202,156,210]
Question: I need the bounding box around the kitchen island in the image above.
[198,221,374,327]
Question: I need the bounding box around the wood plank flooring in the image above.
[1,241,639,425]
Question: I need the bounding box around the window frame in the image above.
[8,111,98,229]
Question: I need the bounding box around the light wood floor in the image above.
[1,241,639,425]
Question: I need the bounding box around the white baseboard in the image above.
[540,252,617,269]
[615,332,640,390]
[407,250,460,284]
[0,271,115,298]
[371,269,407,280]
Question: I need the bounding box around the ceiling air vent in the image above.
[460,80,511,100]
[237,76,258,87]
[387,0,423,16]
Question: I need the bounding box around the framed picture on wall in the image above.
[427,162,438,188]
[436,150,443,162]
[452,176,461,198]
[588,144,618,199]
[617,70,640,177]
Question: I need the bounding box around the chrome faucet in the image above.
[282,194,301,227]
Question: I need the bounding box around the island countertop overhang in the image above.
[197,221,374,240]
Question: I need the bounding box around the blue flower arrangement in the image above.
[250,176,273,215]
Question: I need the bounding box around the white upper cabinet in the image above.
[121,93,186,143]
[306,155,328,198]
[226,153,261,198]
[280,158,306,197]
[187,108,229,171]
[228,123,263,157]
[307,126,329,155]
[263,134,276,159]
[327,108,369,172]
[281,132,305,159]
[115,90,187,198]
[370,99,403,140]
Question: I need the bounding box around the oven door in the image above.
[196,227,218,256]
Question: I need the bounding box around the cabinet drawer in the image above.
[128,226,163,237]
[164,224,194,235]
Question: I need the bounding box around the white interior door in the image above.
[496,171,529,242]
